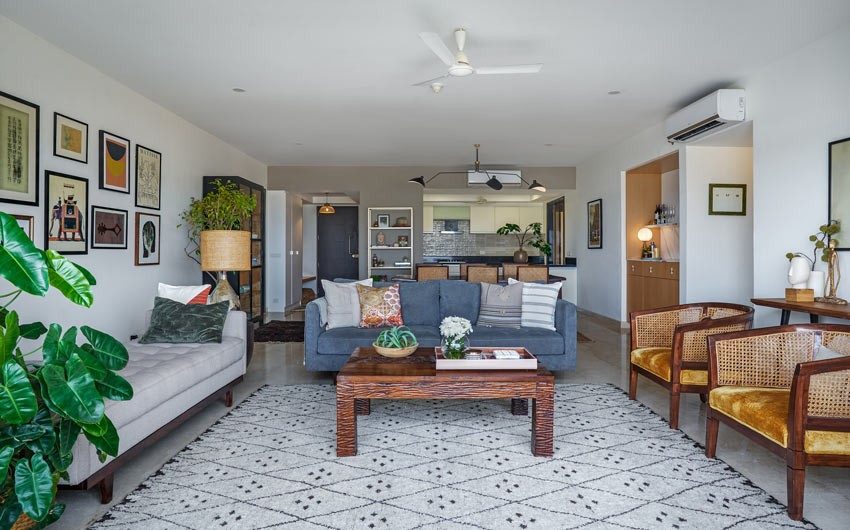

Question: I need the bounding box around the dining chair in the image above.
[415,264,448,281]
[501,263,519,281]
[459,263,484,280]
[466,265,498,284]
[517,265,549,283]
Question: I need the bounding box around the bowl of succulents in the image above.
[372,326,419,358]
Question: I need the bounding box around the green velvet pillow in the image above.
[140,297,230,344]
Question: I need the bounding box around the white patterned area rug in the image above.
[91,384,816,530]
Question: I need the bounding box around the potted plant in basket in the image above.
[0,211,133,528]
[372,326,418,358]
[179,179,257,309]
[496,222,552,264]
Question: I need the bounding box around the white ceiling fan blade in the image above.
[419,32,455,66]
[412,74,449,87]
[475,64,543,75]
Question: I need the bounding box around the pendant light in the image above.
[318,193,335,214]
[408,144,546,192]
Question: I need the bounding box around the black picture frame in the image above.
[98,130,131,194]
[135,212,161,265]
[135,144,162,210]
[44,170,89,255]
[90,205,128,249]
[53,112,88,164]
[708,183,747,216]
[0,90,39,206]
[828,136,850,251]
[587,198,602,249]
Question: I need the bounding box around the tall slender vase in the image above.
[807,270,826,298]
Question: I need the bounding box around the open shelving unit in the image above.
[367,207,413,280]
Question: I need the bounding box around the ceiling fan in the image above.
[414,28,543,91]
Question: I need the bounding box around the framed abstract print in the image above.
[135,144,161,210]
[54,112,88,163]
[91,205,128,249]
[13,214,34,240]
[99,130,130,193]
[0,91,39,205]
[45,170,88,255]
[587,198,602,249]
[135,212,160,265]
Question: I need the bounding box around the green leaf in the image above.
[41,354,105,425]
[0,494,23,530]
[0,360,37,424]
[19,322,48,340]
[0,212,49,296]
[0,445,13,488]
[80,415,107,437]
[81,326,128,371]
[41,324,63,365]
[96,370,133,401]
[34,503,65,529]
[77,347,108,381]
[70,260,97,286]
[25,410,56,455]
[83,415,119,457]
[14,454,55,522]
[45,249,94,307]
[1,310,20,361]
[0,424,48,448]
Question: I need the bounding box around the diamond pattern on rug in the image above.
[91,384,817,530]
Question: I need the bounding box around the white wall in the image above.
[681,147,753,305]
[0,16,266,340]
[562,190,579,258]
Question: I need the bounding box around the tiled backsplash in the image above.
[423,220,540,257]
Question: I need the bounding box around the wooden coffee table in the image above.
[335,347,554,457]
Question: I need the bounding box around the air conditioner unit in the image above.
[665,89,746,143]
[467,170,522,187]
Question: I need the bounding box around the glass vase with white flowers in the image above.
[439,316,473,359]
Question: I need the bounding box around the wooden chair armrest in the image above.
[788,355,850,450]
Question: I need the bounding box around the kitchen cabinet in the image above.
[469,206,495,233]
[432,205,470,220]
[519,205,546,227]
[422,205,434,233]
[627,259,679,313]
[493,207,520,230]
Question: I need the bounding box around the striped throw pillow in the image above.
[509,279,562,331]
[478,282,522,328]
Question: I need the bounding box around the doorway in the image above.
[316,206,359,296]
[546,197,566,265]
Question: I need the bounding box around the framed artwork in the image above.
[708,183,747,215]
[0,91,39,205]
[13,214,34,240]
[45,170,88,255]
[587,198,602,249]
[377,214,390,228]
[99,130,130,193]
[90,205,128,249]
[829,136,850,251]
[135,144,161,210]
[54,113,88,163]
[135,212,160,265]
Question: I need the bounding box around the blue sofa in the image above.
[304,280,577,372]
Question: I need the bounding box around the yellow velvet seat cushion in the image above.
[709,387,850,455]
[630,347,707,386]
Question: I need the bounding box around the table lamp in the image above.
[200,230,251,309]
[637,227,653,259]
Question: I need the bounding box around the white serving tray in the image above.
[434,347,538,370]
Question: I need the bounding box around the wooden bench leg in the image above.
[628,366,638,400]
[224,388,234,407]
[787,464,806,520]
[336,394,357,457]
[669,387,681,429]
[99,474,114,504]
[531,382,554,457]
[705,415,719,458]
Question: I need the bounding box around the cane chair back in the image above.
[415,265,448,281]
[517,265,549,283]
[467,265,498,284]
[502,263,519,281]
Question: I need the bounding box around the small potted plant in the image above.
[496,222,552,264]
[785,221,840,296]
[439,316,473,359]
[373,326,419,358]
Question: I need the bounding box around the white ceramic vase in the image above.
[807,270,826,298]
[787,256,811,288]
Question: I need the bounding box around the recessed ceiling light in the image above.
[232,87,246,93]
[607,90,621,95]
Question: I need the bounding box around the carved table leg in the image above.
[511,398,528,415]
[355,398,371,415]
[531,382,554,457]
[336,393,357,457]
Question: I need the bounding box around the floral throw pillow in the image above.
[356,283,403,328]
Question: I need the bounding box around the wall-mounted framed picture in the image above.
[135,211,160,265]
[829,136,850,251]
[54,112,88,163]
[13,214,34,240]
[0,90,39,206]
[708,183,747,215]
[377,214,390,228]
[135,144,161,210]
[45,170,88,255]
[91,205,128,249]
[587,198,602,249]
[99,130,130,193]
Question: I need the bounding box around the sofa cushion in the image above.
[357,284,403,327]
[318,325,440,355]
[322,278,372,329]
[439,280,481,324]
[469,325,564,356]
[478,282,522,329]
[106,337,243,429]
[140,297,230,344]
[399,281,441,326]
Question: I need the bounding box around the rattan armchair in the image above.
[705,324,850,520]
[415,264,448,281]
[466,265,498,284]
[628,303,754,429]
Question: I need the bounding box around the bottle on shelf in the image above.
[372,254,378,267]
[654,204,660,224]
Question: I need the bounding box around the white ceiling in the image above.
[3,1,848,166]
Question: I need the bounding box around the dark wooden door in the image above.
[317,206,359,296]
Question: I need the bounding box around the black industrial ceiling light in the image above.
[408,144,546,192]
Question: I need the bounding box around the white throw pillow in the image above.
[157,283,211,305]
[509,278,562,331]
[322,279,373,329]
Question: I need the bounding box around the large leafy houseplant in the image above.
[0,211,132,528]
[496,222,553,263]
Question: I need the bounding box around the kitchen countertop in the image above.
[424,256,576,267]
